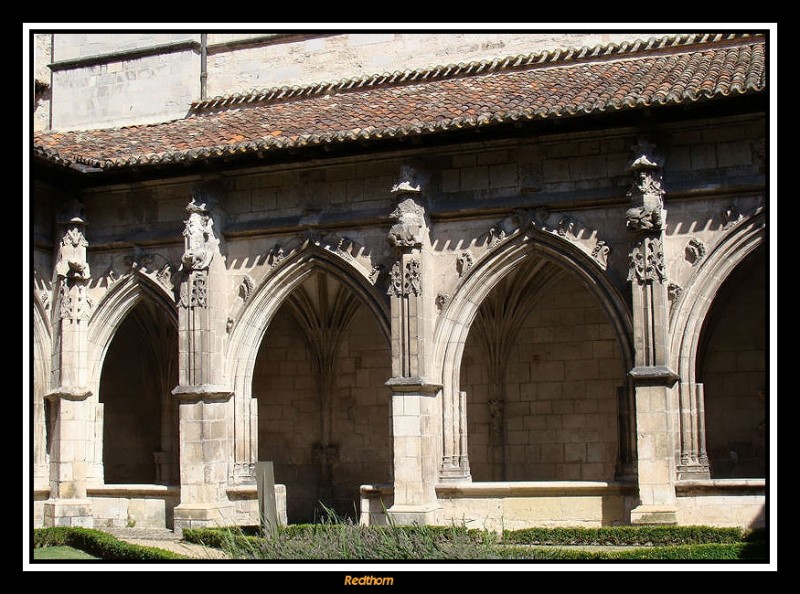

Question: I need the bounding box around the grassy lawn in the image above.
[34,545,98,560]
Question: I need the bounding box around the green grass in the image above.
[33,527,186,561]
[34,545,98,560]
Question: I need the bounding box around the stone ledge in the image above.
[628,366,679,386]
[44,386,92,401]
[385,377,442,394]
[87,484,181,497]
[436,481,636,498]
[359,483,394,497]
[676,478,766,496]
[225,484,286,500]
[171,384,234,402]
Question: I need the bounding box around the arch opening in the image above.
[698,245,767,479]
[251,270,392,523]
[98,298,179,485]
[460,255,627,482]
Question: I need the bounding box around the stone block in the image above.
[564,443,586,462]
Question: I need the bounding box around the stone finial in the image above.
[388,197,427,248]
[626,140,665,233]
[391,164,423,195]
[180,196,218,271]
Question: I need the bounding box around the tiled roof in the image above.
[33,33,766,173]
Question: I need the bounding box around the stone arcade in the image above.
[29,32,769,532]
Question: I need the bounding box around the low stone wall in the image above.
[360,482,637,531]
[675,479,766,529]
[88,485,181,529]
[435,482,637,532]
[359,484,395,526]
[33,489,49,528]
[225,484,288,527]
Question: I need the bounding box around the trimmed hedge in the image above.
[34,527,186,561]
[494,543,763,561]
[183,527,258,551]
[502,525,744,546]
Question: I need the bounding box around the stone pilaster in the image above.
[676,382,711,479]
[171,190,235,531]
[385,166,441,523]
[43,201,94,527]
[624,141,680,525]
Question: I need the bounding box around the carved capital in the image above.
[387,259,422,297]
[405,259,422,296]
[387,261,403,297]
[179,269,209,309]
[627,237,666,284]
[57,282,92,321]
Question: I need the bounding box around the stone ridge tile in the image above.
[33,40,766,171]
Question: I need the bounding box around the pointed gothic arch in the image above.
[668,209,767,479]
[225,242,391,487]
[86,271,179,485]
[32,293,52,490]
[435,226,634,481]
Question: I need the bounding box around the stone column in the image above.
[171,191,235,531]
[624,141,680,525]
[43,202,94,527]
[676,381,710,479]
[384,167,441,524]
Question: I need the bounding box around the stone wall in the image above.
[253,301,391,522]
[30,107,767,529]
[700,251,767,478]
[37,32,649,132]
[463,273,624,482]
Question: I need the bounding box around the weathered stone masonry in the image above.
[30,32,768,531]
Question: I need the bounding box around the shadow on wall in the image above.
[748,503,766,531]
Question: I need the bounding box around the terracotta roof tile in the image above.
[33,33,766,172]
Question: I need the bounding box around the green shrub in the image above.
[502,525,744,546]
[182,523,765,561]
[33,527,185,561]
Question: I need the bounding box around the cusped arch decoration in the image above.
[669,208,766,388]
[667,207,765,478]
[434,224,633,480]
[225,241,391,484]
